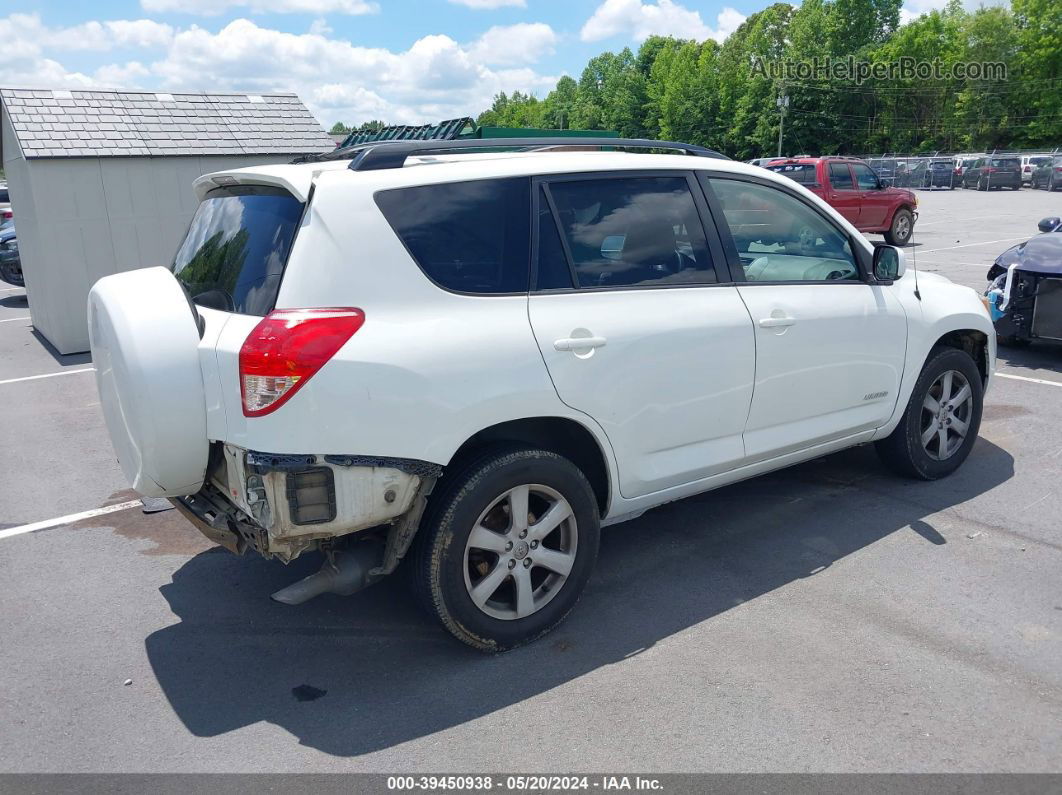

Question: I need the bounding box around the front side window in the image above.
[172,185,303,316]
[546,176,717,288]
[852,163,879,189]
[375,177,531,294]
[709,178,859,283]
[829,163,855,189]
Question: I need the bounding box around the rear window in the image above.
[929,161,951,170]
[1030,157,1051,166]
[375,178,531,294]
[766,163,819,185]
[172,185,303,316]
[991,158,1020,168]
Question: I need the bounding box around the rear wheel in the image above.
[410,446,600,652]
[977,178,987,191]
[884,208,914,246]
[876,347,983,480]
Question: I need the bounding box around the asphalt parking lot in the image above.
[1,186,1061,773]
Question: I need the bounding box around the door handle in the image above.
[554,336,607,351]
[758,316,796,328]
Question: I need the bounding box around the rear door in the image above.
[527,172,756,499]
[702,174,908,461]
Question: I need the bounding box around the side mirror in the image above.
[873,245,906,282]
[1038,217,1060,233]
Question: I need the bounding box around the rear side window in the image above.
[546,176,717,289]
[376,178,531,294]
[173,185,303,316]
[767,163,819,185]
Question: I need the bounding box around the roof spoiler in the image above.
[294,137,728,169]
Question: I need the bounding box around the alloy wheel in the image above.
[463,484,578,621]
[920,369,974,461]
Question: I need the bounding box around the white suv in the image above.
[88,138,994,651]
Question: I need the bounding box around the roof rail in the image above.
[328,137,728,171]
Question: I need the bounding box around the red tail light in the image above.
[983,167,997,174]
[1055,167,1062,173]
[239,308,364,417]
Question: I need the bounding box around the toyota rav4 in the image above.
[88,138,994,651]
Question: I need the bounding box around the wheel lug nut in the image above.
[523,559,532,568]
[508,559,516,570]
[519,530,527,539]
[505,541,513,551]
[530,540,538,549]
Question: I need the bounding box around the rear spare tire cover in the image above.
[88,266,209,497]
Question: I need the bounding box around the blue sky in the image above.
[1,0,935,126]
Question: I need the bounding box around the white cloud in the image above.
[468,23,558,66]
[141,0,378,15]
[900,0,1008,24]
[581,0,745,44]
[448,0,526,9]
[0,14,173,53]
[308,17,333,35]
[0,13,560,126]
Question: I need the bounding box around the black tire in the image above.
[884,208,914,246]
[409,445,600,652]
[977,179,987,191]
[875,346,984,480]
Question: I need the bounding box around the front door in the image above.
[704,175,908,461]
[527,174,756,499]
[853,161,890,229]
[826,162,861,227]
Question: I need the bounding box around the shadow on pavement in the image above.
[996,340,1062,374]
[146,440,1013,757]
[30,329,92,367]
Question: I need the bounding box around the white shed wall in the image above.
[6,149,294,354]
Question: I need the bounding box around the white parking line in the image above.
[919,237,1028,255]
[0,500,144,541]
[996,372,1062,388]
[0,286,23,292]
[0,368,94,386]
[0,316,30,323]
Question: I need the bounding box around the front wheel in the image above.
[410,446,600,652]
[884,208,914,246]
[876,347,983,480]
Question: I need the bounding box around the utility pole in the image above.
[776,88,790,158]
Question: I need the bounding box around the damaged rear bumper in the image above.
[177,444,441,562]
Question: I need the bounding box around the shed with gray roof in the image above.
[0,87,335,353]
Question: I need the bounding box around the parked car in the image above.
[984,216,1062,346]
[961,156,1022,190]
[0,223,20,287]
[921,159,955,189]
[88,138,994,651]
[1021,155,1053,185]
[0,183,11,224]
[867,158,897,186]
[746,157,776,167]
[954,156,979,183]
[1030,155,1062,191]
[767,156,918,245]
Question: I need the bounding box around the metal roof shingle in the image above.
[1,87,334,159]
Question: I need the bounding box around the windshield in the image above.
[766,163,819,185]
[172,185,303,315]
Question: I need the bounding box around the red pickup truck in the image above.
[766,156,918,246]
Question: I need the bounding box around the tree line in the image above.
[469,0,1060,158]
